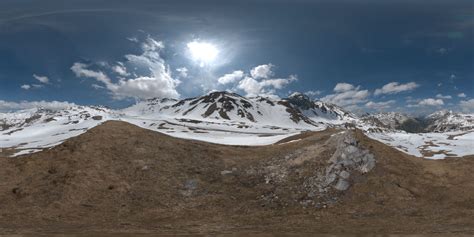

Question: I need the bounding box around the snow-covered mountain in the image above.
[0,106,116,155]
[360,112,426,133]
[1,91,356,156]
[122,91,353,128]
[425,110,474,132]
[365,112,411,129]
[285,92,356,123]
[1,91,473,159]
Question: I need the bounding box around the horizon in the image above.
[0,90,464,118]
[1,0,473,115]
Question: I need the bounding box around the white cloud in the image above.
[237,75,297,97]
[31,84,43,89]
[114,76,179,99]
[176,67,188,78]
[33,74,49,84]
[250,64,274,79]
[218,70,244,85]
[365,100,396,110]
[112,63,129,77]
[321,83,370,107]
[418,98,444,106]
[0,100,76,112]
[20,84,43,90]
[374,82,419,96]
[436,94,452,99]
[127,37,139,42]
[216,64,296,97]
[458,93,467,98]
[237,77,262,96]
[334,83,356,93]
[71,62,112,85]
[305,90,322,97]
[71,37,180,100]
[450,74,456,81]
[91,84,104,90]
[459,99,474,112]
[21,84,31,90]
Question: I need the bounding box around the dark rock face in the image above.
[196,92,256,121]
[286,93,315,110]
[92,116,103,121]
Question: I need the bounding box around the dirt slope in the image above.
[0,121,473,235]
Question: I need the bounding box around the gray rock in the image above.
[220,170,233,175]
[339,170,350,179]
[335,179,350,191]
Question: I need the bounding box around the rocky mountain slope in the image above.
[123,91,352,128]
[425,110,474,132]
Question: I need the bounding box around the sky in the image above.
[0,0,473,114]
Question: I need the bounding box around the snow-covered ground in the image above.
[367,131,474,159]
[120,115,314,146]
[0,107,116,156]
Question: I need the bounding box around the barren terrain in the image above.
[0,121,473,235]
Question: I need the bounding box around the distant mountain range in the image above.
[1,91,473,157]
[2,91,473,134]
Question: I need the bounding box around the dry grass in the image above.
[0,121,473,235]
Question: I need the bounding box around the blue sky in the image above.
[0,0,473,114]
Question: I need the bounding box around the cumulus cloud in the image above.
[334,83,356,93]
[217,64,296,97]
[112,63,129,77]
[321,83,370,107]
[436,94,452,99]
[71,37,180,100]
[459,99,474,112]
[418,98,444,106]
[458,93,467,98]
[365,100,396,110]
[217,70,244,85]
[250,64,274,79]
[237,75,297,97]
[176,67,188,78]
[374,82,419,95]
[33,74,49,84]
[0,100,76,112]
[71,63,112,85]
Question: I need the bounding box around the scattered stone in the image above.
[334,179,350,191]
[339,170,350,179]
[220,170,233,175]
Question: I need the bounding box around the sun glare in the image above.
[187,41,219,65]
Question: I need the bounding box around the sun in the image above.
[187,41,219,66]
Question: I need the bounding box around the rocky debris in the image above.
[306,131,375,194]
[180,179,198,197]
[220,167,238,176]
[259,130,376,208]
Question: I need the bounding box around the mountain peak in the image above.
[286,92,314,110]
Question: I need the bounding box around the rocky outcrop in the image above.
[307,131,375,194]
[259,130,376,208]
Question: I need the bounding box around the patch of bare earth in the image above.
[0,121,473,235]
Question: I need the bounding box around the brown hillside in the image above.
[0,121,473,235]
